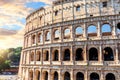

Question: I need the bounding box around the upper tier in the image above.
[25,0,120,33]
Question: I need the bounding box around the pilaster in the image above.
[112,21,117,38]
[85,70,88,80]
[83,23,87,39]
[99,45,103,62]
[84,44,87,62]
[97,22,102,39]
[115,44,119,63]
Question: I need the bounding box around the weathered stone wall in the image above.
[19,0,120,80]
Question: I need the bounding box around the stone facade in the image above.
[19,0,120,80]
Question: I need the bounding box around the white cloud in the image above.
[0,0,55,49]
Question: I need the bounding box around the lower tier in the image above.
[19,66,120,80]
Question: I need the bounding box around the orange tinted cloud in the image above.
[0,0,54,49]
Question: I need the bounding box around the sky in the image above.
[0,0,54,49]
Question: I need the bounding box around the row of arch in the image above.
[31,23,120,44]
[29,70,116,80]
[30,47,115,62]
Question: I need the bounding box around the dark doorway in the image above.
[90,73,99,80]
[75,48,83,61]
[54,72,58,80]
[64,72,70,80]
[104,47,114,61]
[45,51,49,61]
[117,23,120,29]
[37,71,40,80]
[89,48,98,61]
[54,50,59,61]
[45,71,48,80]
[64,49,70,61]
[29,71,33,80]
[76,72,84,80]
[106,73,115,80]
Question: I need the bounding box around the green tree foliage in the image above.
[0,47,22,72]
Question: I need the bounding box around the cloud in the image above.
[0,0,57,49]
[0,28,24,49]
[0,28,17,35]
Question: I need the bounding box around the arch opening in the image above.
[44,71,48,80]
[75,48,83,61]
[53,50,59,61]
[54,72,58,80]
[76,72,84,80]
[64,28,71,39]
[36,71,40,80]
[36,51,40,61]
[117,23,120,34]
[103,47,114,61]
[102,24,112,36]
[29,70,33,80]
[75,27,83,37]
[38,33,42,43]
[54,30,60,40]
[117,23,120,29]
[46,31,50,41]
[89,48,98,61]
[63,49,70,61]
[87,25,97,37]
[90,73,99,80]
[106,73,115,80]
[30,52,34,61]
[32,35,36,44]
[64,72,71,80]
[44,51,49,61]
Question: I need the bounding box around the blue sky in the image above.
[26,2,46,10]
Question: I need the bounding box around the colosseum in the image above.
[19,0,120,80]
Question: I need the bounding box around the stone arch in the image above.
[46,31,50,41]
[63,49,70,61]
[64,72,71,80]
[75,48,84,61]
[103,47,114,61]
[35,70,40,80]
[53,50,59,61]
[90,72,99,80]
[75,27,83,36]
[29,70,33,80]
[30,52,34,61]
[76,72,84,80]
[89,47,98,61]
[54,71,58,80]
[87,25,97,33]
[43,50,49,61]
[36,51,41,61]
[117,23,120,29]
[32,35,36,44]
[64,28,71,39]
[106,73,115,80]
[54,29,60,40]
[102,24,112,36]
[43,71,48,80]
[87,25,97,37]
[38,33,42,43]
[117,23,120,34]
